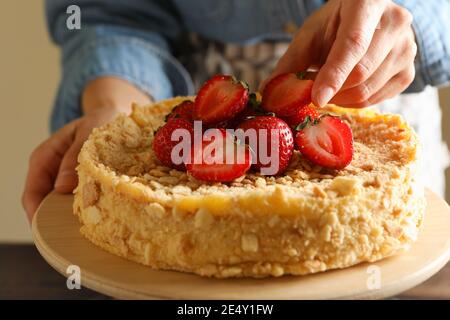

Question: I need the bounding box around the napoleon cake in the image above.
[73,100,425,277]
[73,73,425,278]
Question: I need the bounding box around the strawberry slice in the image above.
[186,129,252,182]
[152,118,194,170]
[284,105,320,128]
[194,75,249,125]
[165,100,194,122]
[295,116,353,169]
[262,72,313,117]
[236,116,294,175]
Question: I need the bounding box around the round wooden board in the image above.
[32,189,450,300]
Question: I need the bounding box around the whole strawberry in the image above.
[262,72,313,117]
[284,105,320,128]
[194,75,249,125]
[295,116,353,169]
[152,118,194,170]
[236,116,294,175]
[165,100,194,122]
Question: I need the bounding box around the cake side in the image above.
[73,97,426,278]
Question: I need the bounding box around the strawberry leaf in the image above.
[247,93,261,109]
[294,116,312,131]
[239,80,250,90]
[295,71,307,80]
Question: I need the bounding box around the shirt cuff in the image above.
[395,0,450,92]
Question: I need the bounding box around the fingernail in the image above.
[54,170,77,189]
[315,86,334,107]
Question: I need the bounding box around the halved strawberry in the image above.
[152,118,194,170]
[186,129,251,182]
[165,100,194,122]
[295,116,353,169]
[194,75,249,125]
[262,72,313,117]
[236,116,294,175]
[284,105,320,128]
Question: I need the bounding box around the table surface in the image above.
[0,243,449,299]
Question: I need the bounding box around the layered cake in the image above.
[73,74,425,278]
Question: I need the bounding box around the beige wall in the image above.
[0,1,59,242]
[0,1,450,242]
[441,90,450,202]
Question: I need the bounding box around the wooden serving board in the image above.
[32,189,450,300]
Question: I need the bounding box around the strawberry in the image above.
[236,116,294,175]
[284,105,320,128]
[215,103,261,129]
[165,100,194,122]
[294,116,353,170]
[215,93,270,129]
[194,75,249,125]
[186,129,252,182]
[261,72,313,117]
[152,118,194,170]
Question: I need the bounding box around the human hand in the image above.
[22,77,151,222]
[266,0,417,107]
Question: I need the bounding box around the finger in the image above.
[331,49,398,106]
[341,28,394,90]
[332,31,417,107]
[333,66,415,109]
[259,28,315,91]
[262,1,341,92]
[22,121,78,222]
[53,144,80,193]
[342,4,413,90]
[367,67,416,105]
[54,130,87,193]
[312,0,386,107]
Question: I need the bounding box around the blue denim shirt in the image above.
[46,0,450,132]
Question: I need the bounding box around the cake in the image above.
[73,96,426,278]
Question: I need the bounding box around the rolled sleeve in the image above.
[45,0,194,131]
[50,25,193,131]
[395,0,450,92]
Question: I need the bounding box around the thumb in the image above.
[54,134,85,193]
[259,29,314,92]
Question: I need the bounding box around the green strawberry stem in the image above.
[295,71,307,80]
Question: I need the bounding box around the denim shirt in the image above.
[45,0,450,132]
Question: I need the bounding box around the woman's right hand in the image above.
[22,77,151,222]
[264,0,417,108]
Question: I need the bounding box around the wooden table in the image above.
[0,243,449,299]
[0,244,107,299]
